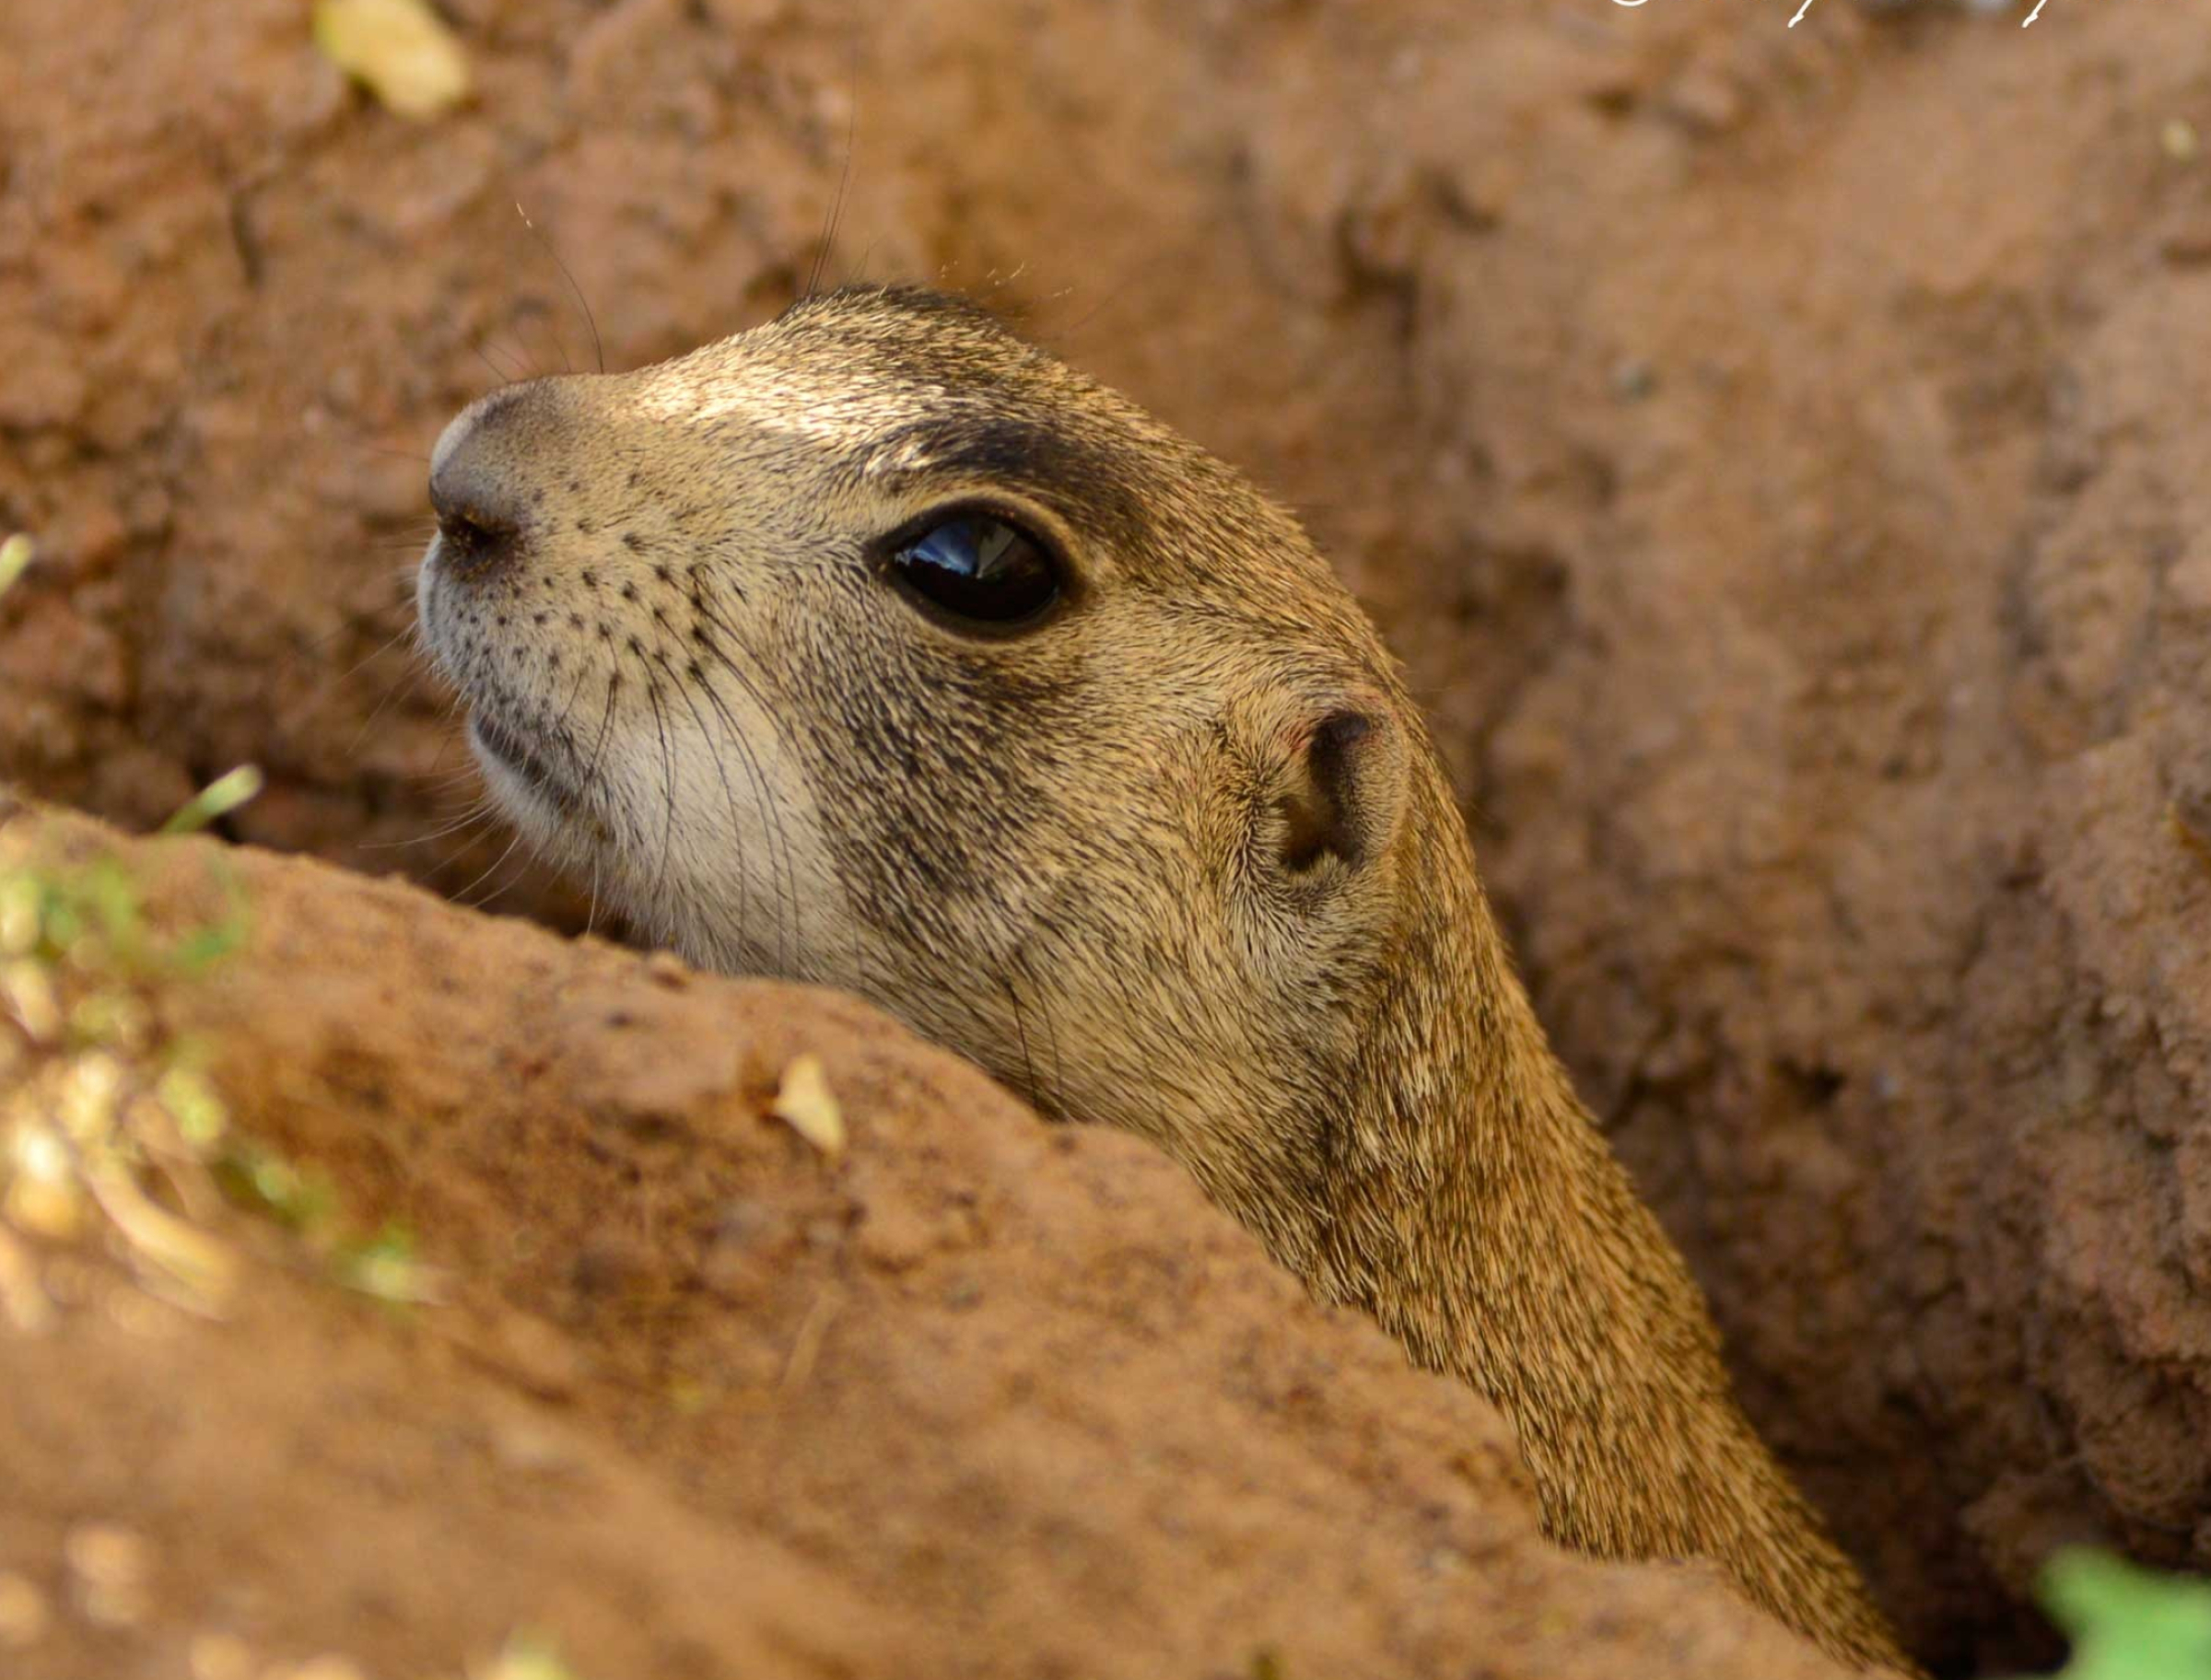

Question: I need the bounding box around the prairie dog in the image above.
[415,286,1913,1673]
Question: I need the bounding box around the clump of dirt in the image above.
[5,0,2210,1672]
[0,801,1869,1680]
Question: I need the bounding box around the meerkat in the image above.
[414,285,1914,1673]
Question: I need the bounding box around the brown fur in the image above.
[415,286,1914,1673]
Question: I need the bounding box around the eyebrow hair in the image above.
[869,412,1154,553]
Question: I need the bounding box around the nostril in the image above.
[427,381,549,588]
[435,505,521,582]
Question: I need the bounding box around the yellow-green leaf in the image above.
[0,533,32,596]
[313,0,472,122]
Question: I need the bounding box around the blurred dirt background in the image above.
[3,0,2209,1674]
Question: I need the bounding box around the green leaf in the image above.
[160,764,263,836]
[2032,1549,2211,1680]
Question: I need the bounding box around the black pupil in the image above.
[891,515,1058,625]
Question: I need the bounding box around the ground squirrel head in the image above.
[417,284,1423,1254]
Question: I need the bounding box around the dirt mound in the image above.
[0,801,1867,1679]
[5,0,2210,1672]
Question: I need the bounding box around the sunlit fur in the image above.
[416,286,1913,1674]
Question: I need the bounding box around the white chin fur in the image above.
[474,704,855,987]
[467,727,569,852]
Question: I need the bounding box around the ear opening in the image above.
[1276,706,1400,874]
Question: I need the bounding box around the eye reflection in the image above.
[889,513,1060,627]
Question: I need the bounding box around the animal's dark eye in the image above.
[886,513,1060,629]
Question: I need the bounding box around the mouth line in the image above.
[468,709,584,819]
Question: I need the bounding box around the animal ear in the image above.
[1275,706,1402,874]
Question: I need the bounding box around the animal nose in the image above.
[427,385,540,584]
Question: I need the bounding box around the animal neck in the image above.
[1312,775,1910,1673]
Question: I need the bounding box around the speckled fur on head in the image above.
[415,284,1916,1674]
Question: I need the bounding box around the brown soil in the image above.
[3,0,2209,1674]
[1,801,1870,1680]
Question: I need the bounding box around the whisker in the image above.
[326,618,421,697]
[1002,971,1042,1111]
[517,201,604,376]
[643,673,679,903]
[650,648,755,966]
[358,796,495,850]
[582,853,604,940]
[453,826,527,907]
[344,660,428,757]
[472,335,521,386]
[689,622,801,974]
[805,0,862,299]
[466,834,542,912]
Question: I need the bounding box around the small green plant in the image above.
[0,822,251,1317]
[331,1220,436,1305]
[2023,1549,2211,1680]
[161,764,265,838]
[0,612,434,1316]
[474,1630,590,1680]
[213,1139,437,1308]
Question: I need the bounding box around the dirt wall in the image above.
[0,800,1870,1680]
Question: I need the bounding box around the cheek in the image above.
[787,650,1072,904]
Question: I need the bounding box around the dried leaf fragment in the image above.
[771,1055,846,1159]
[82,1156,240,1314]
[313,0,472,121]
[0,534,31,597]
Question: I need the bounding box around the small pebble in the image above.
[64,1521,152,1628]
[189,1630,257,1680]
[1610,357,1658,402]
[1665,69,1742,136]
[479,1309,588,1402]
[492,1418,586,1478]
